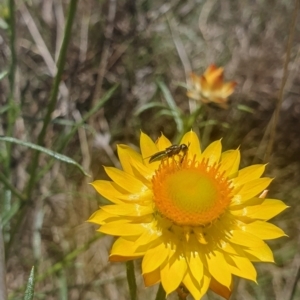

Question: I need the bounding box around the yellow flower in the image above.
[89,131,287,299]
[187,65,236,108]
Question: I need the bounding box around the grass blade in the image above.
[0,136,90,177]
[156,79,183,133]
[23,267,35,300]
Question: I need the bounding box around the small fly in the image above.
[148,143,189,164]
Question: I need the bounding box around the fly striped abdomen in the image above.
[148,144,189,163]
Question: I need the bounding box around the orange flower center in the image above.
[152,157,232,226]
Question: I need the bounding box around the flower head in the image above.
[187,65,236,108]
[89,131,287,299]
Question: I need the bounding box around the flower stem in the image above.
[126,261,137,300]
[155,284,166,300]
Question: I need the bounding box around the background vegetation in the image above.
[0,0,299,299]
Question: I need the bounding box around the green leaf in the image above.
[0,136,90,177]
[23,267,35,300]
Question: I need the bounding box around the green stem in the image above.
[25,0,79,201]
[126,261,137,300]
[155,283,166,300]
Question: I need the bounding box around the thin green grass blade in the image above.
[23,267,35,300]
[237,104,255,114]
[134,102,167,116]
[0,136,90,177]
[156,79,183,133]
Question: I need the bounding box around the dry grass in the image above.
[1,0,300,299]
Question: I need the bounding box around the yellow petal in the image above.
[117,144,142,174]
[110,237,145,261]
[231,178,273,205]
[143,268,161,286]
[132,225,161,249]
[91,180,124,204]
[232,199,288,220]
[101,204,153,217]
[222,82,236,95]
[205,65,223,82]
[230,240,274,263]
[88,209,116,225]
[142,242,169,274]
[225,254,257,282]
[187,253,204,282]
[180,130,202,160]
[182,268,210,300]
[200,75,209,91]
[116,189,153,204]
[229,229,267,248]
[218,240,239,255]
[243,242,274,262]
[99,220,146,236]
[206,250,232,288]
[160,252,187,296]
[233,164,266,186]
[105,167,148,194]
[242,221,287,240]
[184,237,204,280]
[220,149,240,178]
[156,133,172,151]
[140,132,159,164]
[209,276,232,300]
[201,140,222,165]
[129,157,154,183]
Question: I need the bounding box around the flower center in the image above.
[152,157,232,226]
